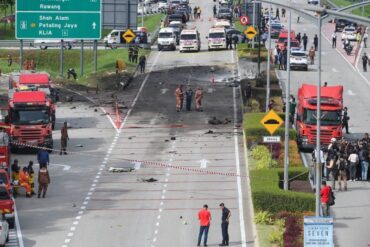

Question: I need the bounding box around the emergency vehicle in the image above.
[296,84,343,150]
[207,27,227,50]
[179,29,201,52]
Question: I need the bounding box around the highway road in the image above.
[2,0,256,247]
[272,1,370,246]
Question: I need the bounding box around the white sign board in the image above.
[263,136,281,143]
[304,217,334,247]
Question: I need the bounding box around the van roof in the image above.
[160,27,175,32]
[181,29,197,34]
[209,27,225,32]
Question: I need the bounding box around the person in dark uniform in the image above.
[219,203,231,246]
[128,46,134,63]
[232,35,239,50]
[342,107,350,134]
[302,33,308,51]
[133,46,139,63]
[226,34,232,50]
[245,82,252,102]
[313,34,318,51]
[185,87,193,111]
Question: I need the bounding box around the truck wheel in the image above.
[172,45,176,51]
[8,217,15,229]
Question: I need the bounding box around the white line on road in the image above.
[231,51,247,247]
[14,204,24,247]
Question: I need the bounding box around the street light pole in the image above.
[266,1,272,112]
[142,3,145,27]
[252,1,256,48]
[315,15,322,217]
[283,9,292,191]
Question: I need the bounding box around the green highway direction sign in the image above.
[16,0,102,40]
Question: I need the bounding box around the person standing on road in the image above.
[320,181,331,216]
[11,159,20,195]
[363,32,368,48]
[37,148,50,168]
[175,85,184,112]
[296,32,301,44]
[289,96,296,124]
[331,32,337,48]
[27,161,35,195]
[348,150,359,181]
[362,53,368,72]
[38,165,50,198]
[342,106,350,134]
[282,8,286,18]
[313,34,318,51]
[195,87,204,112]
[336,155,348,191]
[232,34,239,50]
[197,7,202,19]
[60,121,69,155]
[213,5,217,17]
[197,204,211,247]
[275,8,280,20]
[139,54,146,73]
[185,87,193,111]
[193,6,198,20]
[219,203,231,246]
[302,33,308,51]
[360,143,369,181]
[245,82,252,103]
[308,46,316,65]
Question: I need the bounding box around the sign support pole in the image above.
[80,40,84,76]
[94,40,98,73]
[60,40,64,77]
[19,39,23,70]
[316,15,322,217]
[252,1,256,48]
[266,1,272,112]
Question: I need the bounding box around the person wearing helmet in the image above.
[11,159,20,195]
[19,167,32,197]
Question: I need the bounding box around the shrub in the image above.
[269,219,285,247]
[250,145,278,169]
[283,216,303,247]
[255,211,273,225]
[250,99,260,112]
[250,168,315,214]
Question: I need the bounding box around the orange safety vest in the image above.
[19,171,29,184]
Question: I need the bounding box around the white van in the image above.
[158,28,177,51]
[179,29,201,52]
[207,27,226,50]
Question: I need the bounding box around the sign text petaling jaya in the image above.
[16,0,101,39]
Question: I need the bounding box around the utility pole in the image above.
[283,8,292,191]
[252,0,256,48]
[60,40,64,77]
[315,14,323,217]
[266,1,272,112]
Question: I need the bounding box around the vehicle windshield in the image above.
[0,187,10,200]
[159,32,173,38]
[303,109,341,126]
[181,34,196,40]
[272,25,282,30]
[278,38,287,43]
[10,107,50,125]
[291,52,306,57]
[344,28,355,32]
[209,32,225,38]
[219,9,230,13]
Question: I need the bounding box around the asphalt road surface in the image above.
[5,0,256,247]
[272,1,370,246]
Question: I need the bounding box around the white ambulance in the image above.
[207,27,226,50]
[179,29,201,52]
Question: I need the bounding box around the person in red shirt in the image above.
[320,181,331,216]
[197,204,211,246]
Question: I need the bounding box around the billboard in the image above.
[103,0,138,30]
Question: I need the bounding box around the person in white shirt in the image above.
[363,32,368,48]
[348,151,359,181]
[331,32,337,48]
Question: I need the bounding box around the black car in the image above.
[174,10,189,22]
[217,7,232,21]
[335,19,357,32]
[168,14,185,23]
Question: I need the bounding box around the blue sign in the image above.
[304,217,334,247]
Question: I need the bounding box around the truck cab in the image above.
[296,84,343,150]
[8,91,53,151]
[277,30,296,50]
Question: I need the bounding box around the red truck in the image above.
[8,91,53,152]
[296,84,343,150]
[9,72,57,129]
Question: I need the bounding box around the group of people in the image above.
[128,46,147,73]
[197,203,231,246]
[193,6,202,19]
[226,34,239,50]
[175,85,203,112]
[23,59,37,70]
[11,158,50,198]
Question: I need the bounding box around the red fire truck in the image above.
[296,84,343,150]
[8,91,53,152]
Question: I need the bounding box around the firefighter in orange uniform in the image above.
[175,85,184,112]
[195,87,204,111]
[19,167,32,197]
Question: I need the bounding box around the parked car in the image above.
[307,0,319,4]
[290,49,308,71]
[341,26,357,41]
[217,7,232,21]
[168,13,185,23]
[168,21,184,45]
[158,1,169,9]
[270,22,284,39]
[335,19,357,32]
[33,39,76,50]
